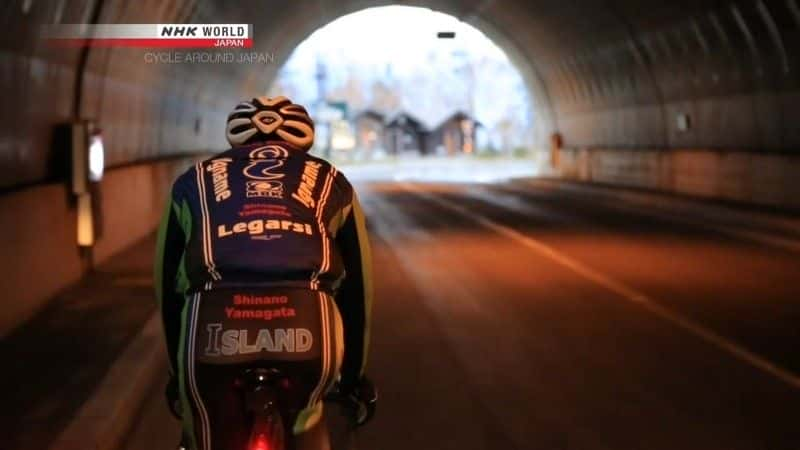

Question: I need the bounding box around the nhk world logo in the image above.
[42,24,253,48]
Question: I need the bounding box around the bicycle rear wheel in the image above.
[249,409,285,450]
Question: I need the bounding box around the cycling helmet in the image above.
[225,96,315,150]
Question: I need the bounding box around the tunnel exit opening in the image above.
[266,5,548,183]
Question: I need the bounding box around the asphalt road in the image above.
[123,180,800,450]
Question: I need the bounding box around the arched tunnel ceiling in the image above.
[1,0,798,189]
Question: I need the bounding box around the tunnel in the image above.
[2,1,800,449]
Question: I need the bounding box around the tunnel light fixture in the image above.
[676,113,691,132]
[69,120,103,248]
[88,132,105,182]
[71,121,88,196]
[71,120,104,193]
[77,193,95,247]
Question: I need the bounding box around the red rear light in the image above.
[251,433,269,450]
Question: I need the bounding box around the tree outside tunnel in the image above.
[266,6,539,169]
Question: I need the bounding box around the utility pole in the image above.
[315,56,331,158]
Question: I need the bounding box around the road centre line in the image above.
[399,182,800,390]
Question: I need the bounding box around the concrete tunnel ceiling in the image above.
[2,0,799,189]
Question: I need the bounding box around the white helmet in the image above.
[225,96,315,150]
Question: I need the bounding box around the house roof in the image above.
[384,111,429,131]
[430,110,483,132]
[349,108,481,133]
[353,108,385,122]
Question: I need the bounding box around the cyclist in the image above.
[155,96,374,449]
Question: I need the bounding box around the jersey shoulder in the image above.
[317,157,354,198]
[304,153,334,170]
[172,150,237,196]
[295,155,353,213]
[170,163,201,200]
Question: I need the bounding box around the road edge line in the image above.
[48,313,167,450]
[400,182,800,390]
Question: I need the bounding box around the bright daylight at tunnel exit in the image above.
[2,1,800,450]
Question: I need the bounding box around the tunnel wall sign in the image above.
[70,121,104,248]
[42,24,253,48]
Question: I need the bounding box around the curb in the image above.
[48,313,166,450]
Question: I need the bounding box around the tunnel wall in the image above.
[0,0,230,191]
[0,0,225,335]
[259,0,800,204]
[533,0,800,151]
[0,158,193,337]
[2,0,800,333]
[482,0,800,208]
[3,0,797,190]
[553,147,800,209]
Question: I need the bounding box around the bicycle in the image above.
[176,367,377,450]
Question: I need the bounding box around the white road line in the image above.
[400,182,800,390]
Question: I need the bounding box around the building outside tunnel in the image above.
[2,1,800,449]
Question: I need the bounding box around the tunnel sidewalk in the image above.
[0,234,162,450]
[515,177,800,249]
